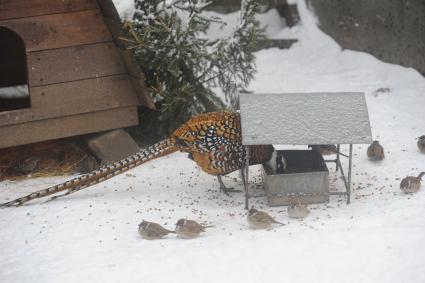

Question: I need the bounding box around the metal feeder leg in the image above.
[243,146,250,210]
[347,144,353,204]
[336,144,340,172]
[332,144,353,204]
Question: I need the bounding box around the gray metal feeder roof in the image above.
[240,92,372,145]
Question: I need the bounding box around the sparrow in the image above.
[400,172,424,194]
[287,199,310,219]
[367,140,385,161]
[417,135,425,153]
[15,156,40,174]
[138,220,175,240]
[247,207,284,229]
[308,144,348,157]
[175,219,212,239]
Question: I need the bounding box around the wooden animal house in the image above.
[239,92,373,209]
[0,0,154,149]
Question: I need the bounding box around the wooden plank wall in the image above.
[0,75,138,127]
[97,0,155,109]
[0,0,145,148]
[0,107,138,148]
[27,42,126,86]
[1,10,112,52]
[0,0,98,21]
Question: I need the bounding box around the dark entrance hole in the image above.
[0,26,30,112]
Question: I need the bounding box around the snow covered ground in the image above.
[0,85,29,98]
[1,1,425,282]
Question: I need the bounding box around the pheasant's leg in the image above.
[217,175,241,195]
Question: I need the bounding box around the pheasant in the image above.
[1,111,278,207]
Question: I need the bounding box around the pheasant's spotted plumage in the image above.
[1,112,273,207]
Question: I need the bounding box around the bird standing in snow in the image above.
[287,199,310,219]
[175,219,212,239]
[247,207,284,229]
[16,156,40,174]
[138,220,175,240]
[1,112,284,207]
[367,140,385,161]
[400,172,424,194]
[417,135,425,153]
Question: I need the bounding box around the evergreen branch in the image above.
[128,0,266,139]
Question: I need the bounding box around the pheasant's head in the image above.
[265,148,287,174]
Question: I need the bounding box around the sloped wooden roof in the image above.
[0,0,154,148]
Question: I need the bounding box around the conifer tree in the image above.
[126,0,265,141]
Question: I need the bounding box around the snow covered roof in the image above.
[240,92,373,145]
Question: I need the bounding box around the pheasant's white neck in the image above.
[265,148,287,173]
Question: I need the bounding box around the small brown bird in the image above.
[175,219,212,239]
[247,207,284,229]
[400,172,424,194]
[367,140,385,161]
[138,220,175,240]
[287,199,310,219]
[417,135,425,153]
[308,144,348,157]
[15,156,40,174]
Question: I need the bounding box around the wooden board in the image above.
[97,0,122,22]
[0,0,98,21]
[103,17,128,49]
[128,75,155,109]
[0,107,138,149]
[0,75,139,127]
[27,42,127,87]
[0,10,112,52]
[115,46,155,109]
[102,18,155,109]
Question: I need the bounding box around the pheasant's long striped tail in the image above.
[0,139,177,207]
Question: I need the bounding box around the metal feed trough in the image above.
[263,150,330,206]
[239,92,372,209]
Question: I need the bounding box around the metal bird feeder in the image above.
[239,92,373,209]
